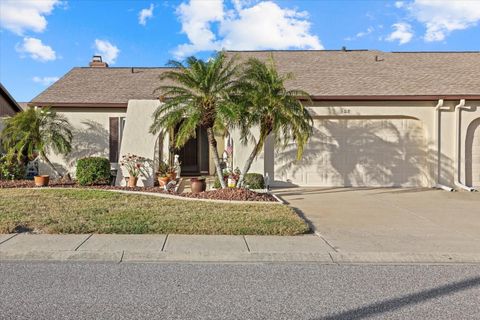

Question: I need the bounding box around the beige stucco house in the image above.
[28,50,480,190]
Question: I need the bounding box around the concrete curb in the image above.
[330,252,480,264]
[1,250,480,264]
[0,250,122,262]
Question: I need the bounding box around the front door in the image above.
[175,126,209,175]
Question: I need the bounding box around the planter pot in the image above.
[190,178,206,193]
[167,172,177,180]
[127,177,138,187]
[34,175,50,187]
[227,177,237,188]
[158,176,170,187]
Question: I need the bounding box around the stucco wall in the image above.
[115,100,159,187]
[41,107,127,177]
[41,99,480,189]
[232,100,480,188]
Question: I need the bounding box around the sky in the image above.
[0,0,479,102]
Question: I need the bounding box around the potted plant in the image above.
[120,154,147,187]
[157,160,170,187]
[34,175,50,187]
[166,165,177,180]
[190,176,206,193]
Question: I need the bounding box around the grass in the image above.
[0,189,309,235]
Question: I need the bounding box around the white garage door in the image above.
[275,118,429,187]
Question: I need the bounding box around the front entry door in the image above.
[175,126,209,175]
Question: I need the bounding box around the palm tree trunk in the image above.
[40,151,70,180]
[237,140,263,187]
[206,127,226,189]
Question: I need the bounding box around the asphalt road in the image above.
[0,262,479,320]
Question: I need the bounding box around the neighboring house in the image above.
[29,51,480,189]
[1,83,21,117]
[0,83,21,143]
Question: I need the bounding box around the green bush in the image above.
[213,176,222,189]
[0,155,25,180]
[244,173,265,189]
[213,172,265,189]
[76,157,111,186]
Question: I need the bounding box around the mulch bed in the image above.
[181,188,277,202]
[0,180,276,202]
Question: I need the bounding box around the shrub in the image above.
[0,155,25,180]
[244,173,265,189]
[214,172,265,189]
[76,157,111,186]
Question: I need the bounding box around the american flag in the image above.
[226,136,233,156]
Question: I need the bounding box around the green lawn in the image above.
[0,189,309,235]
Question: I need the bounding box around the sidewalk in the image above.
[1,233,480,264]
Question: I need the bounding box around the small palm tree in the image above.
[149,52,241,188]
[236,57,313,187]
[0,107,73,179]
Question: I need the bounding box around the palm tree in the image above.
[0,107,73,179]
[149,52,241,188]
[236,57,314,187]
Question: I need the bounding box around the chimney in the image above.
[89,55,108,68]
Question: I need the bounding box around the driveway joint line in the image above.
[0,233,18,246]
[74,234,93,251]
[242,236,251,252]
[161,234,168,252]
[314,231,338,252]
[327,252,337,264]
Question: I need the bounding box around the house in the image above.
[0,83,21,139]
[29,51,480,190]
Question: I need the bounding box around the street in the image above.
[1,262,479,319]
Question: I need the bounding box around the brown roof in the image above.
[30,50,480,106]
[30,67,175,107]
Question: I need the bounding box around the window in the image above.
[109,117,125,162]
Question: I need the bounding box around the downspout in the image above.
[454,99,477,192]
[434,99,454,191]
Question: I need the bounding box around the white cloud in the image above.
[139,3,154,26]
[33,76,59,86]
[16,37,57,61]
[0,0,60,35]
[356,26,374,38]
[174,0,322,58]
[345,26,375,41]
[407,0,480,42]
[94,39,119,64]
[395,1,404,9]
[386,22,414,44]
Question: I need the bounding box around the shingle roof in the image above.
[30,50,480,106]
[30,67,175,106]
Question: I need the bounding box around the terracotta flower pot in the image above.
[34,175,50,187]
[158,176,170,187]
[190,178,206,193]
[127,177,138,187]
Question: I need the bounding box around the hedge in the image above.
[76,157,111,186]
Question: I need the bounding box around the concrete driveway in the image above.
[274,188,480,253]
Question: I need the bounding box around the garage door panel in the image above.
[275,118,429,187]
